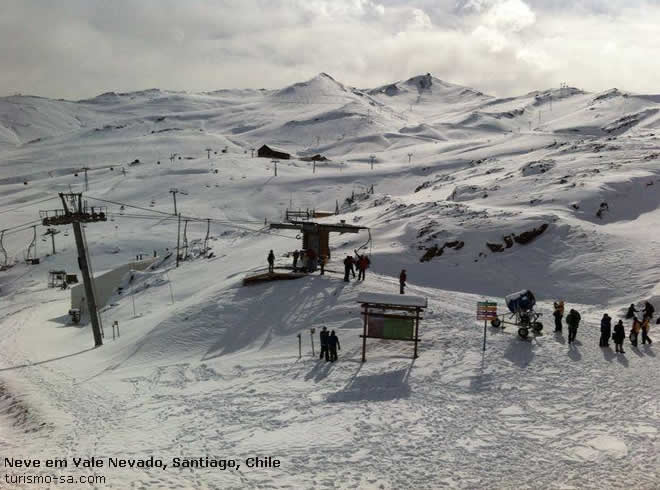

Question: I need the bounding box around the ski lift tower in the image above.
[40,193,107,347]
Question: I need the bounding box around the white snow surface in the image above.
[0,73,659,489]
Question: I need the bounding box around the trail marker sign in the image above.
[477,301,497,321]
[477,301,498,352]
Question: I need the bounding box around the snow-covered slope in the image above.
[1,73,659,489]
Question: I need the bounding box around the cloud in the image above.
[1,0,659,99]
[483,0,536,32]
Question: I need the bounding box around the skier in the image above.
[565,308,581,344]
[319,326,330,361]
[613,320,625,353]
[343,256,352,282]
[553,300,565,332]
[292,249,300,271]
[641,317,652,345]
[328,330,340,362]
[267,250,275,273]
[626,303,638,320]
[600,313,612,347]
[399,269,407,295]
[643,301,655,321]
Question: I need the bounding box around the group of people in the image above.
[292,248,327,274]
[267,249,328,275]
[553,300,656,354]
[319,326,341,362]
[343,250,371,282]
[269,249,415,298]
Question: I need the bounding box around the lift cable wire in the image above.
[0,196,60,215]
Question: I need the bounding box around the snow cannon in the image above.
[490,289,543,339]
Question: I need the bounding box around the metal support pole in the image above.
[72,221,103,347]
[482,320,487,352]
[50,232,56,255]
[414,307,420,359]
[310,329,315,357]
[170,189,178,215]
[362,305,368,362]
[297,333,301,358]
[176,213,181,268]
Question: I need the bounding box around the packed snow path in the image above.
[1,273,658,489]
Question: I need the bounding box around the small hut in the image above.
[257,145,290,160]
[48,270,67,288]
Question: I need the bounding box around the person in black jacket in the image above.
[553,301,564,332]
[328,330,340,362]
[343,256,352,282]
[600,313,612,347]
[626,304,638,319]
[613,320,625,353]
[643,301,655,321]
[566,309,581,344]
[399,269,407,295]
[319,326,329,361]
[267,250,275,273]
[292,249,299,272]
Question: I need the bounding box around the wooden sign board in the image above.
[477,301,497,321]
[368,315,414,340]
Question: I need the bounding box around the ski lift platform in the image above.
[243,270,307,286]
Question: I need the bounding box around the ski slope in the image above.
[0,73,659,489]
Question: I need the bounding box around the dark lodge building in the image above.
[257,145,290,160]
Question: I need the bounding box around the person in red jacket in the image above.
[355,252,370,281]
[399,269,407,294]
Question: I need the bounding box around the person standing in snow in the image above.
[343,256,352,282]
[626,304,638,320]
[349,255,356,279]
[641,317,652,345]
[613,320,625,353]
[553,300,565,332]
[267,250,275,273]
[319,326,330,361]
[292,249,300,272]
[318,255,326,276]
[399,269,407,295]
[600,313,612,347]
[630,318,641,347]
[328,330,340,362]
[565,308,581,344]
[355,252,370,281]
[643,301,655,321]
[306,248,317,273]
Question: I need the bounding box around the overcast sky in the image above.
[2,0,659,99]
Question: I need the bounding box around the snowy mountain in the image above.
[1,73,659,489]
